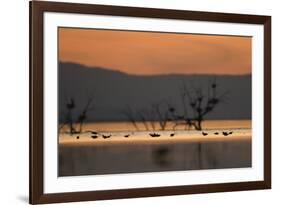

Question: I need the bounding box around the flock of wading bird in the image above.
[75,130,234,140]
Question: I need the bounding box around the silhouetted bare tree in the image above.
[124,102,171,131]
[134,109,149,131]
[123,105,140,131]
[123,79,227,131]
[151,102,170,130]
[60,93,95,135]
[76,96,94,133]
[169,79,228,130]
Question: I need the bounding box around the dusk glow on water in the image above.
[59,120,252,176]
[59,120,251,145]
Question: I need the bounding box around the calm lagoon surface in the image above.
[59,120,251,176]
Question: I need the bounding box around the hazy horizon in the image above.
[59,61,253,77]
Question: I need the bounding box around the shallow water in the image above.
[59,120,252,176]
[59,119,251,133]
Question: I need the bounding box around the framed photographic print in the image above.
[30,1,271,204]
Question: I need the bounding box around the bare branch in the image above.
[123,105,139,131]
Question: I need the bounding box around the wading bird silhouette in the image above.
[222,132,229,136]
[102,134,111,139]
[202,132,208,136]
[91,131,98,135]
[150,133,161,137]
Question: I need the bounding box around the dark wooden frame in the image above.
[30,0,271,204]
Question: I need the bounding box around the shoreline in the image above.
[59,129,251,146]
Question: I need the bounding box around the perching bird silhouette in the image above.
[66,98,75,109]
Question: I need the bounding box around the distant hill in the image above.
[58,62,251,122]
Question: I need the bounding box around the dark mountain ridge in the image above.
[59,62,251,122]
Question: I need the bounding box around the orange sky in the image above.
[59,28,252,75]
